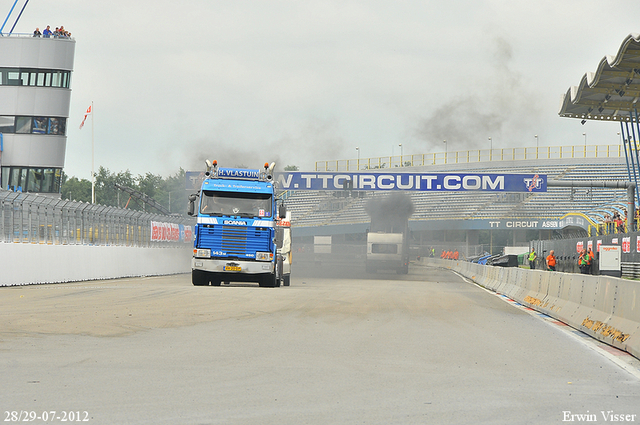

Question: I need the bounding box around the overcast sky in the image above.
[9,0,640,179]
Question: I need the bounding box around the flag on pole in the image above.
[79,105,92,129]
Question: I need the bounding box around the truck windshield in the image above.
[200,191,272,218]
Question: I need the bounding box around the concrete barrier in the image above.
[423,258,640,360]
[0,243,192,286]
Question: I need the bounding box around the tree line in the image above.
[61,164,301,216]
[61,167,189,215]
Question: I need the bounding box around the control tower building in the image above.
[0,33,75,195]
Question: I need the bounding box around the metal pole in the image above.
[0,0,20,34]
[628,113,640,198]
[0,133,3,189]
[624,120,638,192]
[443,140,447,164]
[634,107,640,206]
[548,180,636,230]
[621,122,633,183]
[91,101,95,204]
[628,184,636,231]
[8,0,29,35]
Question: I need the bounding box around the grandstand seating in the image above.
[284,158,632,228]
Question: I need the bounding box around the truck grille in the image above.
[199,225,270,256]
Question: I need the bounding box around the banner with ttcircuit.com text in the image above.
[275,172,547,193]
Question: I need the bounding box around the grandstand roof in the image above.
[558,33,640,122]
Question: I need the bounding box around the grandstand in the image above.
[284,151,630,239]
[290,34,640,255]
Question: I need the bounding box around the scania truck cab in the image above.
[188,161,290,287]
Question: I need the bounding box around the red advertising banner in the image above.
[150,221,180,242]
[183,226,193,242]
[576,241,584,252]
[622,237,631,253]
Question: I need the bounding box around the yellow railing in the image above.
[589,219,640,236]
[316,144,627,171]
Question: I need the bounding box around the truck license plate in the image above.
[224,265,241,271]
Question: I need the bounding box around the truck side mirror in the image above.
[278,204,287,219]
[188,194,197,216]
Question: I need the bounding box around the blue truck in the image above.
[188,161,290,287]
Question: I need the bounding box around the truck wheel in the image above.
[259,273,279,288]
[192,270,209,286]
[283,275,290,286]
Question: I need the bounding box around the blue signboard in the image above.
[217,168,261,179]
[275,172,546,193]
[187,171,547,193]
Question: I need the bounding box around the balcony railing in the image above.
[316,144,626,172]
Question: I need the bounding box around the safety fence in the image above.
[0,190,193,246]
[316,144,625,171]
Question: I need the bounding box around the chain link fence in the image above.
[0,190,194,246]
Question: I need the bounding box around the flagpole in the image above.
[91,100,95,204]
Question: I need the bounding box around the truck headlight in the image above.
[256,252,273,261]
[194,248,211,258]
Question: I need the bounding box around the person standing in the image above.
[546,250,556,271]
[528,248,537,269]
[33,27,41,37]
[43,25,52,38]
[578,249,589,274]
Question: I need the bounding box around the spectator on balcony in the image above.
[614,213,624,233]
[58,25,70,38]
[33,27,41,37]
[43,25,52,38]
[604,214,612,234]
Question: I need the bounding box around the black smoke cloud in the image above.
[179,117,345,173]
[365,192,414,231]
[414,36,541,151]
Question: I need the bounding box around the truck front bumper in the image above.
[192,258,274,274]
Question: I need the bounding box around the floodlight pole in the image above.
[443,140,447,163]
[488,137,492,160]
[91,101,95,204]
